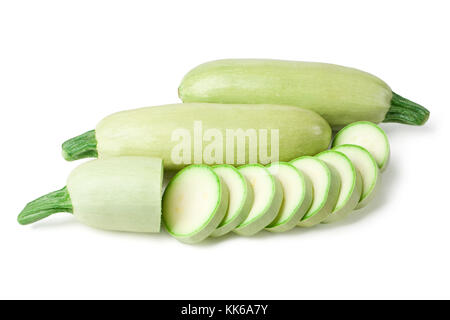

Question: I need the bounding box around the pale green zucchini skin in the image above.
[18,157,163,233]
[179,59,430,129]
[62,103,332,170]
[68,157,163,233]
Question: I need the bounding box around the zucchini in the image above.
[290,156,340,227]
[179,59,430,129]
[18,157,163,233]
[234,164,283,236]
[265,162,312,233]
[210,164,254,237]
[62,103,332,170]
[316,151,362,223]
[332,121,390,171]
[162,165,229,244]
[333,144,380,209]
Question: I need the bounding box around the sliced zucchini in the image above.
[332,121,390,171]
[210,165,254,237]
[265,162,312,233]
[162,165,229,244]
[234,164,283,236]
[333,144,380,209]
[290,156,340,227]
[316,151,362,223]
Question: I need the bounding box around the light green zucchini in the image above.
[179,59,430,129]
[62,103,332,170]
[18,157,163,233]
[162,165,229,244]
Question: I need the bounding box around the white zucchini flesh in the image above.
[316,151,362,223]
[290,157,340,227]
[332,121,390,171]
[265,162,312,233]
[162,165,229,244]
[67,156,163,233]
[234,164,283,236]
[210,165,254,237]
[333,144,380,209]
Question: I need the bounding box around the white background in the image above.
[0,0,449,299]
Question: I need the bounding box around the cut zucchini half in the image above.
[210,165,254,237]
[162,165,229,244]
[290,156,340,227]
[333,144,380,209]
[332,121,390,171]
[265,162,312,233]
[234,164,283,236]
[316,151,362,223]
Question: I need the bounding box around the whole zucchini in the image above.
[178,59,430,128]
[62,103,331,170]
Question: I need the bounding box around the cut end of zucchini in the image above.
[62,130,98,161]
[234,164,282,236]
[332,121,390,171]
[68,157,164,233]
[385,92,430,125]
[265,162,312,233]
[162,165,228,243]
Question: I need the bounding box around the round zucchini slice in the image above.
[234,164,283,236]
[316,151,362,223]
[333,144,380,209]
[290,156,340,227]
[210,165,254,237]
[332,121,390,171]
[265,162,312,233]
[162,165,229,244]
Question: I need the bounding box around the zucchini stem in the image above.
[62,130,98,161]
[384,92,430,125]
[18,187,73,225]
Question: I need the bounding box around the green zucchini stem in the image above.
[18,187,73,225]
[384,92,430,125]
[62,130,98,161]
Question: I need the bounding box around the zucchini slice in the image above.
[162,165,229,244]
[333,144,380,209]
[290,156,340,227]
[332,121,390,171]
[316,151,362,223]
[265,162,312,233]
[234,164,283,236]
[210,165,254,237]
